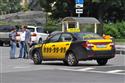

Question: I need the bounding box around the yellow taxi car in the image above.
[29,32,115,66]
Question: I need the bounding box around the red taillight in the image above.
[31,33,37,36]
[109,42,114,47]
[83,41,94,48]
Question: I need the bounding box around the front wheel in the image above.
[65,52,78,66]
[96,59,108,66]
[32,51,42,64]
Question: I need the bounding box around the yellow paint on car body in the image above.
[88,39,113,51]
[42,42,71,59]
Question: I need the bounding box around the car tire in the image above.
[65,52,78,66]
[32,50,42,64]
[38,38,42,44]
[0,41,3,46]
[63,60,68,65]
[96,59,108,66]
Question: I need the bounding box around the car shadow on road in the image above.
[34,62,112,67]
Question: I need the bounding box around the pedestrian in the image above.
[24,26,31,59]
[18,25,31,59]
[19,25,26,58]
[9,27,17,59]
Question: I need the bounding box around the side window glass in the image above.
[60,34,73,42]
[49,34,61,42]
[36,27,43,33]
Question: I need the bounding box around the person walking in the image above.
[9,27,17,59]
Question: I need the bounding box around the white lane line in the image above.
[58,68,125,75]
[58,67,94,72]
[88,70,125,75]
[76,67,94,71]
[14,66,31,69]
[106,70,125,73]
[58,68,75,71]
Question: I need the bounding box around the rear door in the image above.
[56,33,73,59]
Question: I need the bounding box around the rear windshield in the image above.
[27,28,35,32]
[74,32,102,40]
[0,26,15,32]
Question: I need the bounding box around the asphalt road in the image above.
[0,46,125,83]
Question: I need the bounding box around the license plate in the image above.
[96,45,106,48]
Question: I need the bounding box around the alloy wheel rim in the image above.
[33,53,38,63]
[67,53,75,65]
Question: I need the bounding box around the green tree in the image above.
[0,0,21,15]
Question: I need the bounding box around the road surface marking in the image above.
[89,70,125,75]
[106,70,125,73]
[14,66,31,69]
[59,67,94,72]
[76,67,94,71]
[58,68,125,75]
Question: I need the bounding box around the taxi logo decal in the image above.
[44,47,66,53]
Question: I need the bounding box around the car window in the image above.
[60,33,73,42]
[74,32,102,40]
[0,26,15,32]
[27,28,35,32]
[36,27,43,33]
[48,34,61,42]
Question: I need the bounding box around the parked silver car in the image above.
[0,25,16,46]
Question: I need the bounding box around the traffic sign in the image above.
[76,9,83,14]
[75,0,84,4]
[76,4,83,8]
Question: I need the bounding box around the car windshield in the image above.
[74,32,103,40]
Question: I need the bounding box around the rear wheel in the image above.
[96,59,108,66]
[65,52,78,66]
[32,51,42,64]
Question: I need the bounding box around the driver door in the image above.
[42,34,61,59]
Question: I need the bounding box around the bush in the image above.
[43,18,61,33]
[104,22,125,39]
[44,26,60,33]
